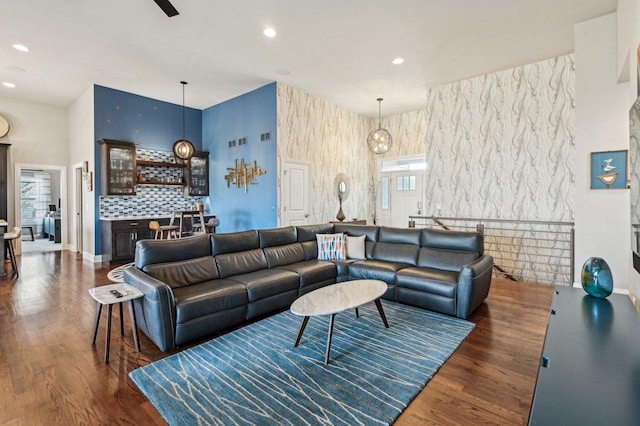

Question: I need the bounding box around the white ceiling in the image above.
[0,0,617,118]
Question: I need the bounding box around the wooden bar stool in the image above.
[149,221,179,239]
[174,210,205,237]
[193,217,219,234]
[4,226,21,278]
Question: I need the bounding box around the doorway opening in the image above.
[16,164,66,255]
[375,155,426,228]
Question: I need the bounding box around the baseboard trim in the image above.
[83,252,102,263]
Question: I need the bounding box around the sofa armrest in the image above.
[124,267,176,351]
[456,254,493,319]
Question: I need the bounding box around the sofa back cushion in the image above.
[259,226,297,248]
[296,224,335,242]
[373,242,419,265]
[211,230,259,256]
[142,256,218,289]
[417,247,480,272]
[333,224,380,241]
[421,228,484,254]
[418,229,484,272]
[263,243,306,268]
[371,227,421,265]
[301,241,318,260]
[333,224,380,259]
[135,234,212,269]
[215,248,268,278]
[379,226,422,245]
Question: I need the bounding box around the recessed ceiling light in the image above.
[2,82,16,88]
[12,44,30,52]
[392,57,405,65]
[263,27,277,38]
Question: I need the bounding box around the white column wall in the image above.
[575,13,631,291]
[67,86,96,260]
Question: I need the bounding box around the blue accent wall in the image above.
[202,83,277,233]
[94,85,203,254]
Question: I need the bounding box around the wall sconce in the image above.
[224,158,266,193]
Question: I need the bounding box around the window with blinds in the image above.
[21,170,52,235]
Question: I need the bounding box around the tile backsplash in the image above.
[100,148,204,218]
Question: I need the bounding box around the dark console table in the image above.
[43,216,61,243]
[529,286,640,425]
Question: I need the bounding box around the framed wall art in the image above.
[590,150,628,189]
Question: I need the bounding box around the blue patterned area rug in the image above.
[129,301,474,425]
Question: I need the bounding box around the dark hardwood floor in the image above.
[0,251,554,425]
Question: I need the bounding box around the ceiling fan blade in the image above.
[153,0,179,17]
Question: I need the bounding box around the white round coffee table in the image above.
[290,279,389,364]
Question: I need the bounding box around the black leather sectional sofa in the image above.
[124,223,493,351]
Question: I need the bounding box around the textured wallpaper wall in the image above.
[278,55,575,227]
[277,83,373,224]
[417,54,576,221]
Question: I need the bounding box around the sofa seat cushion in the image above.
[277,260,336,289]
[229,269,300,302]
[348,260,411,284]
[396,267,458,298]
[333,259,358,277]
[172,279,247,324]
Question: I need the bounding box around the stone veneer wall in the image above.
[277,83,373,224]
[382,54,576,222]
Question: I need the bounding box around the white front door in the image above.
[281,161,310,226]
[389,170,424,227]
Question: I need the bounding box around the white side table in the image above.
[89,283,143,363]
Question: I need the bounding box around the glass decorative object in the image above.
[581,257,613,298]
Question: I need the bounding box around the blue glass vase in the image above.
[581,257,613,298]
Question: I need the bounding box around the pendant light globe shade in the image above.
[173,139,195,160]
[367,98,392,154]
[174,81,195,160]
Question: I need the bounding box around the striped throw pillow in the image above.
[316,233,346,261]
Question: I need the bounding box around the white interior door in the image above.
[282,161,310,226]
[390,170,424,227]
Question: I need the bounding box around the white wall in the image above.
[67,86,96,260]
[0,96,69,242]
[575,13,631,292]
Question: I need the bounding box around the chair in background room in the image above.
[193,217,219,234]
[4,226,21,277]
[149,221,179,240]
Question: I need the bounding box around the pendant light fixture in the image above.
[367,98,393,154]
[173,81,195,160]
